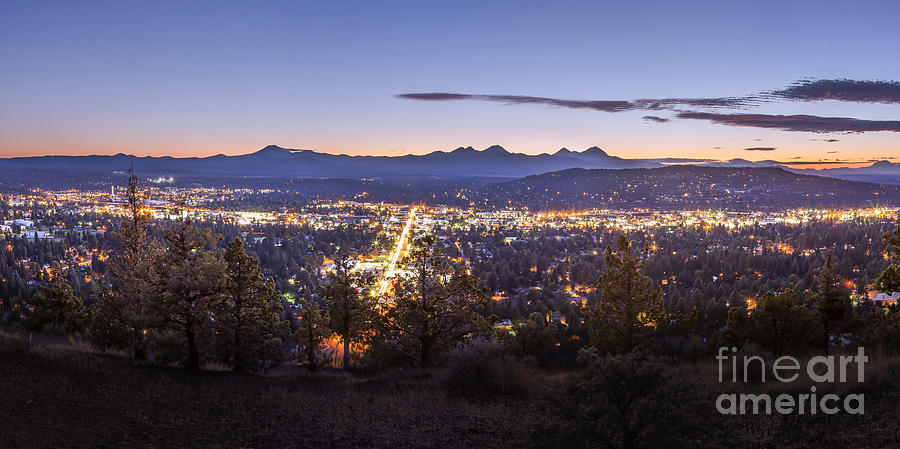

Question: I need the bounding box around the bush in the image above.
[441,338,536,398]
[529,349,734,449]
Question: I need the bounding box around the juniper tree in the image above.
[221,238,286,372]
[382,235,487,367]
[318,255,376,369]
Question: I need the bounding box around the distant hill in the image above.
[183,166,900,211]
[476,166,900,210]
[789,160,900,185]
[0,145,659,182]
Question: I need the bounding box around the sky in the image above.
[1,0,899,165]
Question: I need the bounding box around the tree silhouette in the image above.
[221,238,285,372]
[149,218,225,368]
[382,235,487,367]
[812,253,850,352]
[318,255,376,369]
[293,298,331,370]
[587,235,667,354]
[29,266,84,334]
[89,170,158,358]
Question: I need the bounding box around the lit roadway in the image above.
[376,207,417,297]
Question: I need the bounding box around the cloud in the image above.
[633,96,759,109]
[744,147,776,151]
[826,150,839,154]
[398,78,900,134]
[788,156,803,159]
[396,93,635,112]
[676,111,900,133]
[769,79,900,104]
[811,138,840,142]
[397,93,759,113]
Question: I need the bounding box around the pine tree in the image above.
[884,225,900,261]
[89,170,158,358]
[812,253,850,352]
[149,218,225,368]
[723,288,820,355]
[221,238,286,372]
[876,226,900,292]
[29,266,84,334]
[382,235,487,367]
[587,235,667,354]
[293,298,331,370]
[318,255,376,369]
[875,264,900,293]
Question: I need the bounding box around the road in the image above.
[376,207,417,297]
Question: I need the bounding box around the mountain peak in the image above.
[582,146,609,157]
[450,146,477,154]
[554,147,574,156]
[872,160,895,167]
[483,145,509,154]
[259,144,288,153]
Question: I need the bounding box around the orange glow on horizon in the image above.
[782,162,877,170]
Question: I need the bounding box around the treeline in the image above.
[450,219,894,339]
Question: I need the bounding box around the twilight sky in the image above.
[2,0,899,165]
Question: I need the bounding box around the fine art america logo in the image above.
[715,346,866,415]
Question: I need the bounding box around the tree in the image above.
[884,225,900,261]
[506,312,559,365]
[149,218,225,368]
[318,255,376,369]
[587,235,667,354]
[221,238,286,372]
[293,298,331,369]
[722,288,820,355]
[382,235,488,367]
[812,253,850,352]
[89,170,158,359]
[875,225,900,293]
[29,267,84,334]
[875,264,900,293]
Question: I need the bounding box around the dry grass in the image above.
[4,334,899,449]
[0,336,539,449]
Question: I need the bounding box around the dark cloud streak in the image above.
[397,78,900,134]
[676,112,900,133]
[397,92,761,113]
[769,79,900,104]
[396,93,634,112]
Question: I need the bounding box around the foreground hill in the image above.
[0,336,533,449]
[3,335,900,448]
[481,166,900,210]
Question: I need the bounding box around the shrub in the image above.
[441,338,536,398]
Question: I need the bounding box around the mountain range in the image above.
[0,145,658,181]
[0,144,897,185]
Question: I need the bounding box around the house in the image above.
[872,292,899,307]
